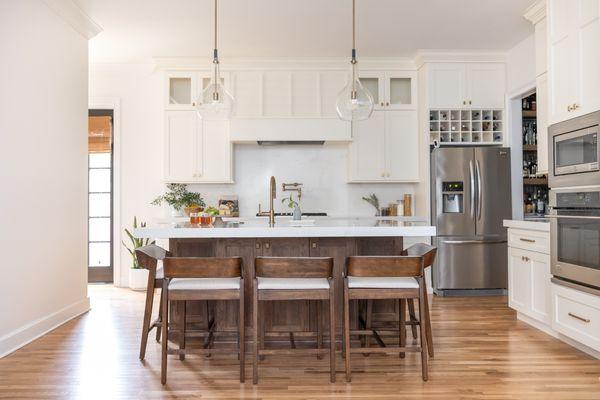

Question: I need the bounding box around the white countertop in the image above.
[134,216,436,239]
[503,219,550,232]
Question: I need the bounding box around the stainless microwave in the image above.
[549,111,600,188]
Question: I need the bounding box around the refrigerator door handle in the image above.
[469,160,475,220]
[441,239,507,245]
[475,159,482,220]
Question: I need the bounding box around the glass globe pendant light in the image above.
[335,0,374,121]
[196,0,234,119]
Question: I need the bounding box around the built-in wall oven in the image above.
[549,111,600,188]
[548,187,600,292]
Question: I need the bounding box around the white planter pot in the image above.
[129,268,149,291]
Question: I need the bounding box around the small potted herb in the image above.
[122,217,155,290]
[151,183,205,217]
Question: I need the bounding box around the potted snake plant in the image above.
[122,216,155,290]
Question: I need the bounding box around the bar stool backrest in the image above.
[347,256,425,278]
[255,257,333,278]
[163,257,242,279]
[402,243,437,269]
[136,244,170,272]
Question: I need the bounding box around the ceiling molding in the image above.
[42,0,102,40]
[152,57,417,71]
[415,51,508,68]
[523,0,547,25]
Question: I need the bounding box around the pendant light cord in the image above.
[213,0,218,62]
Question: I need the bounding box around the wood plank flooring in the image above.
[0,285,598,399]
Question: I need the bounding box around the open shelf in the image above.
[523,177,548,186]
[429,109,503,146]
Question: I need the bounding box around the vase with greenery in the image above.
[362,193,381,216]
[151,183,205,216]
[281,194,301,220]
[122,216,155,269]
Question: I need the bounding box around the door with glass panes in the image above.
[88,110,113,282]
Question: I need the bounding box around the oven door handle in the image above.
[545,215,600,220]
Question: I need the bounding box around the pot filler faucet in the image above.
[257,176,277,227]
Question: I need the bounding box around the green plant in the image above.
[205,206,219,216]
[151,183,205,211]
[362,193,381,215]
[122,216,155,269]
[281,194,299,209]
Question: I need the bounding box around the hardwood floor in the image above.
[0,285,598,399]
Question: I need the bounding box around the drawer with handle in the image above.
[551,283,600,352]
[507,228,550,254]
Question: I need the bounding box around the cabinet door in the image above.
[385,111,419,181]
[428,63,467,109]
[348,110,386,181]
[359,72,385,110]
[164,111,198,182]
[549,34,577,123]
[536,73,549,174]
[385,72,417,110]
[508,247,531,314]
[466,63,506,109]
[530,251,551,324]
[198,119,233,183]
[576,0,600,117]
[165,71,198,110]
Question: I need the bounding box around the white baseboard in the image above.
[516,312,600,359]
[0,297,90,358]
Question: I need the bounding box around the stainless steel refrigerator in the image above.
[431,147,512,295]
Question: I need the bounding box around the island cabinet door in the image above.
[258,238,313,333]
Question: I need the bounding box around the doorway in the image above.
[88,109,114,283]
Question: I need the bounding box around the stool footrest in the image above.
[351,346,421,354]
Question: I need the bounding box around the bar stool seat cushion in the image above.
[257,277,330,290]
[169,277,241,290]
[347,276,419,289]
[156,261,164,279]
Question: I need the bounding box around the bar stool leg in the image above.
[239,284,245,383]
[253,283,259,384]
[363,299,373,356]
[424,291,434,358]
[259,302,266,361]
[343,282,351,382]
[407,299,418,340]
[156,287,163,343]
[316,300,323,360]
[399,299,406,359]
[329,283,336,383]
[161,283,169,385]
[140,276,155,360]
[179,301,186,361]
[418,284,429,381]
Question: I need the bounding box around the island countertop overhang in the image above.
[133,217,436,239]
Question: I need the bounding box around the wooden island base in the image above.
[168,236,409,342]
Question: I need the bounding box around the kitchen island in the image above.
[134,217,436,340]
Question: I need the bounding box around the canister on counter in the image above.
[403,194,412,217]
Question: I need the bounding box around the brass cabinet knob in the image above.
[463,100,466,105]
[311,242,317,248]
[192,102,196,106]
[380,102,384,106]
[386,102,390,106]
[264,242,270,249]
[567,105,572,112]
[468,100,472,105]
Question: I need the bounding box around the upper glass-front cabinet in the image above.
[359,71,417,110]
[166,72,199,110]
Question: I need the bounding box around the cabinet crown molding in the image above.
[42,0,102,40]
[523,0,547,25]
[415,51,507,69]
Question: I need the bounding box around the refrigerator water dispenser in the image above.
[442,181,463,213]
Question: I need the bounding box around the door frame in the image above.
[89,97,122,286]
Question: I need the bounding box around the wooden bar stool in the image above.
[135,245,171,361]
[253,257,335,384]
[361,243,437,358]
[160,256,245,385]
[343,244,437,382]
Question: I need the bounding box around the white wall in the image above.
[507,34,536,95]
[0,0,90,357]
[89,63,419,286]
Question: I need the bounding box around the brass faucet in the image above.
[257,176,277,226]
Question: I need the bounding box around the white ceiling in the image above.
[79,0,536,62]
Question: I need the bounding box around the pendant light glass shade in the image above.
[196,0,234,119]
[335,0,374,121]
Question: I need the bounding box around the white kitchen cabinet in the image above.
[548,0,600,124]
[164,111,233,183]
[428,63,505,109]
[348,110,419,182]
[165,71,199,110]
[348,111,386,181]
[508,247,551,324]
[359,71,417,110]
